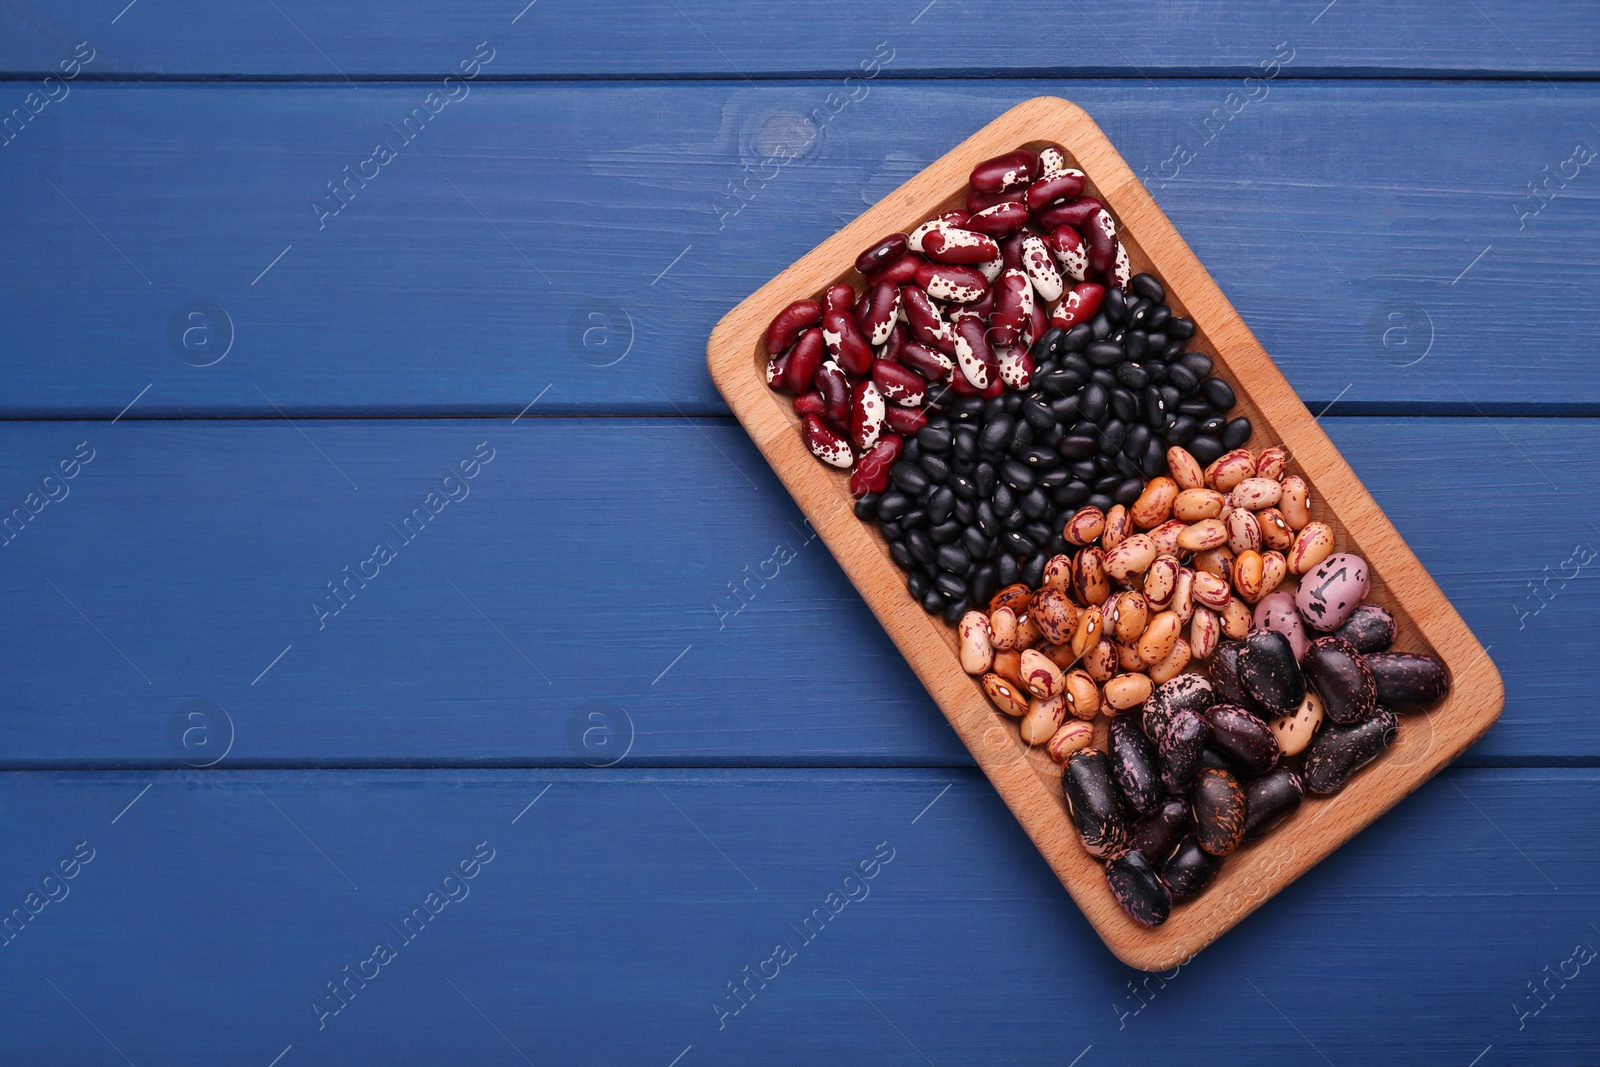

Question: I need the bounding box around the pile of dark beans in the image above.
[856,272,1250,624]
[1064,605,1451,927]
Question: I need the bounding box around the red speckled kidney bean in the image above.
[1020,233,1063,303]
[1111,238,1131,291]
[915,262,988,303]
[920,225,1000,266]
[783,327,825,393]
[1024,173,1086,213]
[801,413,853,468]
[897,339,954,383]
[1050,282,1105,331]
[1046,225,1089,282]
[901,286,956,353]
[849,379,885,451]
[1085,207,1118,272]
[965,200,1030,236]
[989,268,1034,346]
[855,280,900,346]
[879,320,907,363]
[969,149,1038,193]
[951,312,995,389]
[999,232,1026,272]
[849,433,902,496]
[823,283,856,315]
[883,405,927,436]
[854,233,906,275]
[763,298,821,355]
[1036,142,1068,179]
[813,360,851,427]
[792,390,825,418]
[934,209,970,228]
[1034,195,1102,231]
[864,252,924,287]
[871,360,926,406]
[821,310,872,377]
[966,185,1025,215]
[998,343,1034,389]
[765,347,791,390]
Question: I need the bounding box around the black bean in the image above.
[974,462,997,496]
[1106,849,1171,927]
[935,543,970,574]
[902,439,921,466]
[1145,305,1170,333]
[1008,419,1035,453]
[891,462,928,496]
[1089,370,1116,391]
[926,486,955,524]
[1000,459,1034,490]
[929,519,961,546]
[901,507,927,529]
[853,493,880,521]
[906,569,928,599]
[920,453,950,484]
[1100,419,1127,454]
[1181,352,1214,379]
[1115,362,1148,390]
[997,553,1020,586]
[1086,492,1114,512]
[1031,326,1064,362]
[975,500,997,534]
[1200,378,1234,411]
[890,540,915,571]
[1124,331,1149,362]
[878,491,912,520]
[1167,317,1196,340]
[1052,481,1090,508]
[1113,477,1143,506]
[919,426,952,453]
[949,473,976,500]
[953,497,975,526]
[1021,488,1050,520]
[1050,396,1082,424]
[1122,422,1151,459]
[1188,434,1225,466]
[1061,324,1093,352]
[1002,507,1025,530]
[1086,341,1124,368]
[1177,397,1212,418]
[879,518,903,541]
[1242,767,1304,842]
[1102,286,1128,323]
[934,570,968,601]
[1080,383,1109,422]
[1142,386,1167,428]
[1039,369,1082,398]
[1003,530,1037,556]
[970,564,1000,606]
[1161,339,1187,362]
[1162,834,1222,901]
[907,529,936,565]
[1089,312,1111,340]
[920,587,944,613]
[992,483,1015,515]
[1164,415,1198,445]
[1069,458,1099,480]
[1144,361,1168,384]
[979,416,1013,454]
[1199,415,1225,436]
[1115,452,1140,479]
[1130,273,1165,303]
[1167,363,1198,394]
[1142,437,1168,477]
[1221,416,1252,449]
[1092,472,1120,493]
[1003,392,1024,414]
[961,526,989,560]
[1037,466,1073,489]
[1160,384,1182,410]
[1022,397,1055,430]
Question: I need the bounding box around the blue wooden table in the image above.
[2,3,1597,1063]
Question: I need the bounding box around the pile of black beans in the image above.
[854,273,1251,623]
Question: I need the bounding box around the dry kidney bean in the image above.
[1062,749,1131,858]
[1302,708,1397,795]
[1238,629,1305,717]
[1253,590,1308,660]
[966,200,1031,236]
[1192,767,1246,855]
[1205,704,1281,776]
[1331,604,1396,653]
[1302,636,1377,724]
[1110,715,1163,814]
[1295,552,1370,631]
[1159,709,1209,794]
[1106,849,1171,927]
[1364,651,1450,710]
[1163,834,1223,901]
[1242,767,1304,842]
[969,149,1038,193]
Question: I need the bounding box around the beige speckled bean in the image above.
[1171,567,1195,623]
[1130,477,1179,529]
[1063,506,1105,546]
[1041,553,1073,594]
[1191,571,1232,611]
[1255,447,1288,481]
[1070,605,1104,658]
[1115,640,1145,671]
[1144,555,1180,611]
[1205,449,1255,492]
[1173,487,1226,522]
[991,649,1023,688]
[1148,519,1188,558]
[959,611,993,675]
[1260,550,1288,600]
[1137,610,1181,664]
[1101,504,1130,551]
[1030,588,1079,645]
[1177,518,1229,552]
[1258,508,1294,551]
[1193,546,1234,582]
[1146,637,1192,684]
[1109,590,1149,644]
[1190,606,1221,659]
[1020,692,1068,744]
[1046,719,1096,762]
[1288,521,1335,575]
[1225,507,1262,555]
[1104,672,1153,711]
[1014,612,1043,650]
[1038,642,1075,668]
[988,606,1017,650]
[1271,690,1325,756]
[1167,446,1205,490]
[1233,549,1264,601]
[1083,638,1118,683]
[1231,477,1283,511]
[1221,597,1253,639]
[1019,648,1065,700]
[1063,669,1101,720]
[1279,475,1310,530]
[1073,546,1110,606]
[1103,533,1158,582]
[982,673,1029,717]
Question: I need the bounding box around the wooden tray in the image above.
[705,96,1503,970]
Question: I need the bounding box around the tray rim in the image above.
[705,95,1504,970]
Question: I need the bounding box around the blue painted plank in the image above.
[0,416,1592,765]
[0,767,1594,1065]
[0,1,1596,77]
[0,83,1596,417]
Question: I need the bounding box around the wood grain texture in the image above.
[0,767,1592,1065]
[0,416,1591,766]
[0,83,1596,416]
[709,97,1503,968]
[1,0,1596,77]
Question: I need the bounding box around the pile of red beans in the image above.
[758,142,1451,933]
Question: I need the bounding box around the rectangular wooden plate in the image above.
[706,96,1504,970]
